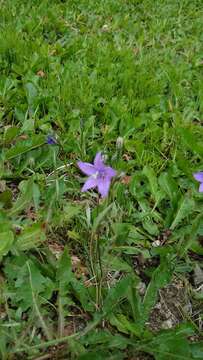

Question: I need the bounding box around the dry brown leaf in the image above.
[123,154,131,161]
[71,255,89,278]
[18,134,29,140]
[48,243,64,259]
[37,70,46,77]
[121,175,131,185]
[0,181,6,192]
[71,255,81,269]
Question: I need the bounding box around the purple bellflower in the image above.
[77,152,116,198]
[193,172,203,192]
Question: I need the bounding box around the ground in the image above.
[0,0,203,359]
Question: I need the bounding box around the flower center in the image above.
[93,169,106,179]
[98,169,106,179]
[99,169,105,175]
[92,171,99,179]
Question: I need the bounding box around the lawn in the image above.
[0,0,203,358]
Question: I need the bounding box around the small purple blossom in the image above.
[47,135,57,145]
[193,172,203,192]
[77,152,116,198]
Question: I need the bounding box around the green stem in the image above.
[89,231,99,309]
[14,333,78,353]
[27,262,52,341]
[13,315,102,354]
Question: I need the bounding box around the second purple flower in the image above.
[193,172,203,192]
[77,152,116,198]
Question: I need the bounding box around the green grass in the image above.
[0,0,203,358]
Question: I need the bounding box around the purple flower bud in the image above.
[47,135,57,145]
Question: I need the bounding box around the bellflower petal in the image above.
[81,177,97,192]
[97,178,111,198]
[77,161,96,176]
[199,183,203,193]
[105,166,117,178]
[94,152,104,169]
[193,172,203,183]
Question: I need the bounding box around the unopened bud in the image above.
[101,24,109,32]
[116,137,123,149]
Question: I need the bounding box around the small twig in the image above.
[196,283,203,292]
[47,163,73,177]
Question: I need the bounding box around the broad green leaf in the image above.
[21,118,35,132]
[0,189,12,208]
[3,126,19,144]
[112,223,131,244]
[127,285,142,327]
[178,213,203,256]
[170,195,195,230]
[0,230,14,258]
[81,329,130,349]
[136,198,161,235]
[14,260,54,311]
[56,247,72,287]
[92,203,113,232]
[15,223,46,251]
[109,334,132,350]
[4,134,45,160]
[67,338,86,358]
[0,330,7,359]
[109,314,129,334]
[158,172,179,205]
[104,254,133,273]
[190,342,203,359]
[32,182,40,210]
[62,203,81,223]
[71,277,95,312]
[129,173,147,199]
[190,242,203,256]
[103,275,133,316]
[142,218,159,235]
[82,329,117,344]
[141,259,173,328]
[143,166,163,203]
[179,127,203,156]
[113,246,150,257]
[146,324,201,360]
[25,82,38,109]
[110,313,141,337]
[8,178,34,217]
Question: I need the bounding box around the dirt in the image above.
[148,278,191,331]
[132,250,203,333]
